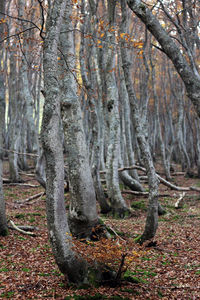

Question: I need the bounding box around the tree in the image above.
[120,0,159,243]
[126,0,200,117]
[0,0,8,236]
[59,2,99,237]
[41,0,88,283]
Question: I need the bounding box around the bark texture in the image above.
[0,0,8,236]
[59,4,98,237]
[105,0,129,216]
[41,0,87,283]
[121,0,159,242]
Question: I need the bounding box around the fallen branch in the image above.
[122,190,171,197]
[15,191,45,204]
[157,175,200,192]
[118,165,146,173]
[139,176,148,181]
[122,190,149,196]
[4,183,40,188]
[9,220,37,236]
[100,165,200,192]
[105,224,126,241]
[9,225,39,231]
[2,177,11,183]
[171,172,185,176]
[175,192,186,209]
[0,147,38,157]
[19,172,36,177]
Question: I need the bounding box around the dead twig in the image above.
[115,253,128,285]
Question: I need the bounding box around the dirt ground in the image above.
[0,161,200,299]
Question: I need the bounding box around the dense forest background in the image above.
[0,0,200,299]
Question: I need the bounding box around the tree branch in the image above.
[0,11,41,32]
[0,27,37,44]
[37,0,45,40]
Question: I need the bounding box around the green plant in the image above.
[65,294,107,300]
[15,213,25,219]
[17,236,26,241]
[22,268,31,272]
[0,291,15,298]
[0,268,9,272]
[131,200,146,211]
[39,272,51,277]
[28,217,36,223]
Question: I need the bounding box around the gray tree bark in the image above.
[41,0,87,283]
[121,0,159,242]
[8,48,22,182]
[105,0,129,217]
[59,3,98,237]
[0,0,8,236]
[79,0,110,214]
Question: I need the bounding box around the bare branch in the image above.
[37,0,45,40]
[0,147,39,157]
[0,26,37,44]
[0,11,41,32]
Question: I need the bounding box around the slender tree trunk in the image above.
[79,0,110,214]
[150,54,171,180]
[59,4,98,237]
[8,50,22,182]
[119,61,143,186]
[104,0,129,217]
[121,0,159,242]
[41,0,87,283]
[0,0,8,236]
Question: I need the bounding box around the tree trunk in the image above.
[41,0,87,283]
[104,0,129,217]
[79,0,110,214]
[121,0,159,242]
[59,3,98,238]
[0,0,8,236]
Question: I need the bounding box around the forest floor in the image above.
[0,160,200,299]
